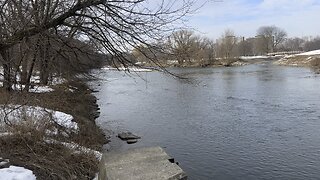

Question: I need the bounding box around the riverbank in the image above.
[0,78,108,179]
[132,56,278,69]
[273,50,320,72]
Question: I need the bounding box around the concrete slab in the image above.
[99,146,187,180]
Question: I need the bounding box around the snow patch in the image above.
[45,139,102,160]
[61,141,103,160]
[0,105,78,133]
[68,88,75,93]
[2,84,54,93]
[29,86,54,93]
[297,49,320,56]
[0,166,36,180]
[102,66,152,72]
[239,56,269,60]
[50,77,66,85]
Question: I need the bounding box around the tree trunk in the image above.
[40,37,49,85]
[0,50,12,91]
[21,38,30,85]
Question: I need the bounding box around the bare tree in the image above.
[238,37,254,56]
[281,37,305,51]
[0,0,195,91]
[304,37,320,51]
[167,30,198,65]
[197,37,216,66]
[216,29,237,58]
[256,25,287,53]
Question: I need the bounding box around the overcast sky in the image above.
[187,0,320,39]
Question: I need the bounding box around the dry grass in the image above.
[0,79,107,179]
[310,57,320,67]
[0,133,98,180]
[274,55,320,68]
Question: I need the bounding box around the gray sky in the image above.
[187,0,320,39]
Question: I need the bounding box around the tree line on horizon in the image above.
[132,25,320,66]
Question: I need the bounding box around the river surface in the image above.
[93,63,320,180]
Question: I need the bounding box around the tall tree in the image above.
[256,25,287,53]
[216,29,237,58]
[168,30,198,65]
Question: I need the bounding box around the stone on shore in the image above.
[0,158,10,169]
[126,139,138,144]
[117,132,141,141]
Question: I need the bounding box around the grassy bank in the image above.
[0,79,107,179]
[274,53,320,73]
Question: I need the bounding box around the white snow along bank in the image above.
[0,166,37,180]
[297,49,320,56]
[0,105,78,133]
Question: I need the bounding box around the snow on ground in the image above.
[61,141,102,160]
[68,86,78,93]
[50,76,66,85]
[0,166,36,180]
[10,84,54,93]
[0,69,65,93]
[102,66,152,72]
[296,49,320,56]
[0,105,78,133]
[239,56,269,60]
[45,139,102,160]
[0,132,12,137]
[29,86,54,93]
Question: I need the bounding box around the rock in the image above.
[91,111,100,119]
[98,146,187,180]
[0,158,10,169]
[118,132,141,141]
[126,139,138,144]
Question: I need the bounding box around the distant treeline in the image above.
[132,26,320,66]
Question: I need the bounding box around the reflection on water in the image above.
[93,63,320,180]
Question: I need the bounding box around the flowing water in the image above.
[93,63,320,180]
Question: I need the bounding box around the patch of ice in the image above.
[297,49,320,56]
[0,166,36,180]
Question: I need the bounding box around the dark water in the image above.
[93,63,320,180]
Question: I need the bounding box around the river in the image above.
[92,62,320,180]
